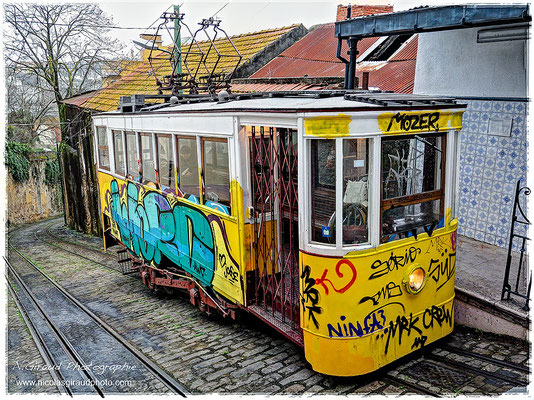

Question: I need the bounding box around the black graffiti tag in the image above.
[411,335,428,350]
[422,304,453,329]
[359,281,403,306]
[386,112,440,133]
[369,247,421,280]
[300,265,322,329]
[384,313,423,355]
[428,251,456,291]
[384,303,453,354]
[219,254,238,283]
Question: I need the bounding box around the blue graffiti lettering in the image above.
[109,179,218,286]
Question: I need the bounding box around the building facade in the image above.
[413,24,529,248]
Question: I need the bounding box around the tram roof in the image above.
[97,91,467,117]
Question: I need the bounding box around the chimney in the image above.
[139,34,163,61]
[336,3,393,21]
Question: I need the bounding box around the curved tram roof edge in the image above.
[92,91,467,118]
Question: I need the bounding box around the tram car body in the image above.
[92,91,465,376]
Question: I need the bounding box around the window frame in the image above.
[139,132,157,184]
[379,132,447,243]
[155,133,175,190]
[112,129,126,177]
[200,136,231,209]
[307,136,375,250]
[125,131,140,179]
[96,126,110,171]
[175,135,201,198]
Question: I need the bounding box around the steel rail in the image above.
[8,244,189,397]
[41,221,228,317]
[440,344,530,374]
[382,375,440,397]
[5,256,105,397]
[424,353,527,387]
[6,279,72,396]
[32,227,130,278]
[44,221,114,260]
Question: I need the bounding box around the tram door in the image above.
[249,126,301,341]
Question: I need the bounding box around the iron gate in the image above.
[249,126,301,342]
[501,180,531,310]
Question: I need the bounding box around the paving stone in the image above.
[261,361,284,375]
[205,367,236,382]
[279,368,315,386]
[283,383,305,394]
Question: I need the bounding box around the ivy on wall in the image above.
[5,141,31,183]
[44,159,62,185]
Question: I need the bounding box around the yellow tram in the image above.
[92,91,465,376]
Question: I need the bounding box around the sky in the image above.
[97,0,525,52]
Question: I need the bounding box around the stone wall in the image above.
[7,151,63,226]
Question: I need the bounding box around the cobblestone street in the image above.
[7,218,531,395]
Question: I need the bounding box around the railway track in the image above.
[441,344,530,374]
[6,244,189,396]
[424,350,528,387]
[29,221,131,278]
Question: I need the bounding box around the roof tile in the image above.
[77,25,299,112]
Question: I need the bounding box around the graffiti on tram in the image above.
[301,230,456,353]
[104,179,240,289]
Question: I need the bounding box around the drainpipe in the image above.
[346,37,359,90]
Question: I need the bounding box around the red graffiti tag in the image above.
[315,260,357,295]
[451,231,457,252]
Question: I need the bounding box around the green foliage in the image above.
[5,141,31,183]
[7,109,38,144]
[44,159,62,185]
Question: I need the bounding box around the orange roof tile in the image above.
[78,25,299,112]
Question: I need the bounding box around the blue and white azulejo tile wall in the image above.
[457,99,528,248]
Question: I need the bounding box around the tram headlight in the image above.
[403,265,426,294]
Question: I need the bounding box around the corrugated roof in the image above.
[68,25,300,112]
[251,23,418,94]
[230,82,327,93]
[252,24,380,75]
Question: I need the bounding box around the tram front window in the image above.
[311,140,336,244]
[381,134,444,242]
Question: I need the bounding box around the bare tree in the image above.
[6,63,56,144]
[4,3,124,136]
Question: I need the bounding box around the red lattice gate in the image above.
[248,126,302,345]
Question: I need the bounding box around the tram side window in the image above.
[156,134,175,190]
[112,130,125,176]
[177,137,200,199]
[202,138,231,211]
[125,131,139,179]
[96,127,110,170]
[342,139,369,245]
[381,134,445,243]
[310,140,336,244]
[140,133,156,184]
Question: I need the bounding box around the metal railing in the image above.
[501,180,531,310]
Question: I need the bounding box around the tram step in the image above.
[116,248,140,275]
[247,305,303,347]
